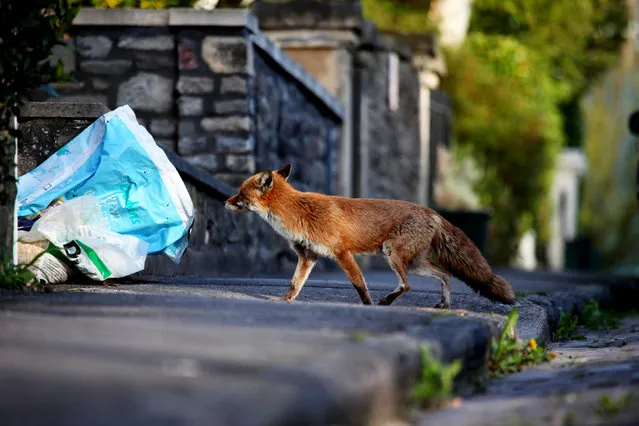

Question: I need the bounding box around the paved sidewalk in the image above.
[116,273,614,343]
[0,269,633,426]
[417,316,639,426]
[0,290,496,426]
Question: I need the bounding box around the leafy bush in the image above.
[442,34,564,263]
[0,1,78,210]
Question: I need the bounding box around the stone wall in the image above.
[57,28,177,151]
[357,47,421,203]
[252,38,340,194]
[251,1,442,204]
[50,8,343,196]
[17,103,110,176]
[17,101,335,277]
[144,149,336,276]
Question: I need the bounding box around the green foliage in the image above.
[362,0,437,35]
[411,345,462,409]
[442,34,564,263]
[442,0,627,264]
[553,309,579,341]
[580,67,639,270]
[80,0,195,7]
[547,300,618,342]
[0,1,79,210]
[469,0,628,99]
[489,309,554,375]
[596,393,631,416]
[582,299,620,330]
[348,331,368,342]
[0,255,37,290]
[0,246,54,291]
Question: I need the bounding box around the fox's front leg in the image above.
[335,251,374,305]
[283,245,317,302]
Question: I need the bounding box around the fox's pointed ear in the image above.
[256,170,274,193]
[276,164,292,181]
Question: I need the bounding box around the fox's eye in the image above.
[236,195,248,208]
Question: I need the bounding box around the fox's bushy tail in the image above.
[432,217,515,305]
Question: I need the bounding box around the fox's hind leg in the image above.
[378,217,435,306]
[410,253,452,309]
[378,242,415,306]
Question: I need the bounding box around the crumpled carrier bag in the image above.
[17,105,195,281]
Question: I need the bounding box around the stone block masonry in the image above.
[62,8,344,195]
[17,102,336,276]
[251,1,445,207]
[25,8,345,276]
[357,48,421,204]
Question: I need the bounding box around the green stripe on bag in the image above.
[75,240,112,280]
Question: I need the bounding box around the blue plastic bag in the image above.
[17,105,195,263]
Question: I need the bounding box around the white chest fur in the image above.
[258,210,333,258]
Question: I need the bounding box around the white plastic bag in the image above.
[18,105,194,263]
[19,195,149,281]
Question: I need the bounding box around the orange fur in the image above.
[225,165,516,308]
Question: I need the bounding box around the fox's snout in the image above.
[224,196,245,212]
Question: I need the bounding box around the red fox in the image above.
[225,164,516,309]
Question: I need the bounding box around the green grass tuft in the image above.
[411,345,462,410]
[582,300,620,331]
[553,309,579,341]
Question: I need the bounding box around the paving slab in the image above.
[0,290,497,426]
[111,275,613,343]
[2,268,635,426]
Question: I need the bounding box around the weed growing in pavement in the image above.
[596,393,631,416]
[553,309,579,341]
[489,309,555,375]
[411,345,462,410]
[349,331,368,342]
[582,299,620,331]
[0,245,54,291]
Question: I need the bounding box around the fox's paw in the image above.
[377,297,391,306]
[281,296,294,303]
[433,303,450,309]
